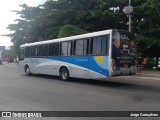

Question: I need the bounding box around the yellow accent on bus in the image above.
[96,56,104,64]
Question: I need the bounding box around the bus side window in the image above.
[54,43,60,56]
[90,36,109,55]
[90,36,101,55]
[61,42,68,56]
[101,36,108,55]
[19,48,24,61]
[25,47,30,58]
[31,46,38,57]
[74,40,84,55]
[61,41,72,56]
[73,39,88,56]
[68,41,72,56]
[49,43,60,56]
[84,39,89,55]
[39,44,48,56]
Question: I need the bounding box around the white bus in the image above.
[19,29,136,80]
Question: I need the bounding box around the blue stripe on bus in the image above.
[48,56,109,77]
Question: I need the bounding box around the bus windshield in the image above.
[112,30,136,68]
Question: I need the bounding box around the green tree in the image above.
[6,0,160,64]
[135,0,160,67]
[6,4,45,53]
[58,24,87,38]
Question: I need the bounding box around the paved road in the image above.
[0,63,160,119]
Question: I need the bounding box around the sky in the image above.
[0,0,47,48]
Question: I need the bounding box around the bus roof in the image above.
[20,29,115,47]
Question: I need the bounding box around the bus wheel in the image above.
[25,66,31,76]
[60,67,69,81]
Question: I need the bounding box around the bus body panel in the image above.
[19,56,110,79]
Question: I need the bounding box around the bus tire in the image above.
[60,67,70,81]
[25,65,31,76]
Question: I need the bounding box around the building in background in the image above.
[0,51,4,59]
[0,46,6,51]
[0,46,6,59]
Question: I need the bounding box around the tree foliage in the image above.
[58,24,87,38]
[135,0,160,57]
[6,0,160,58]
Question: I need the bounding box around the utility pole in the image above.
[123,0,133,32]
[128,0,132,32]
